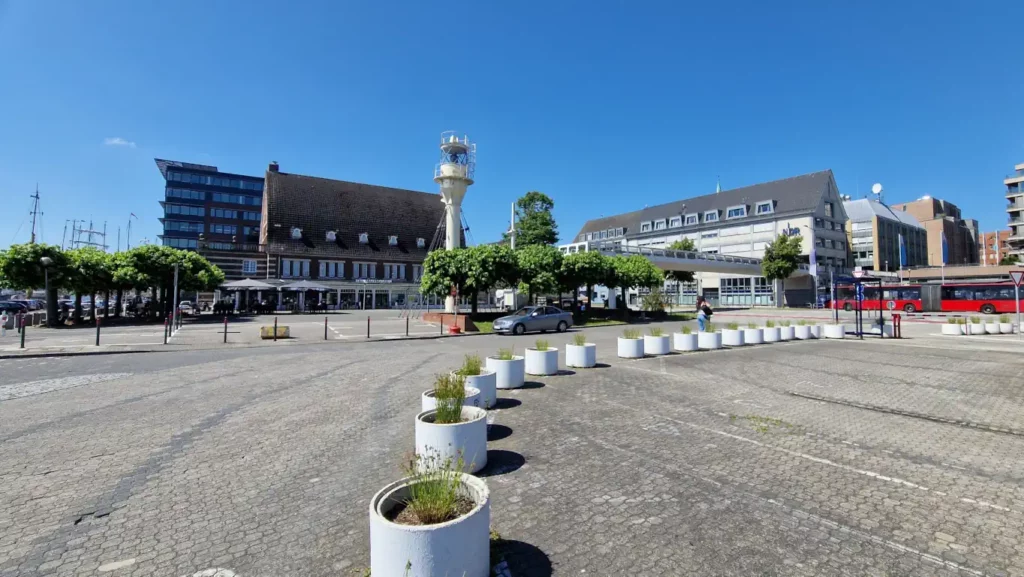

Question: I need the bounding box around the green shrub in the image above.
[571,333,587,346]
[622,328,641,339]
[705,322,716,333]
[957,318,966,325]
[970,316,981,324]
[748,322,757,329]
[765,320,776,328]
[458,354,482,377]
[534,338,550,351]
[947,318,957,324]
[648,327,665,337]
[999,314,1010,323]
[797,320,808,326]
[402,451,465,525]
[725,322,739,330]
[432,373,466,425]
[495,348,514,361]
[780,320,792,327]
[681,326,692,335]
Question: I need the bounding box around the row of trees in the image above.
[419,243,664,314]
[0,243,225,326]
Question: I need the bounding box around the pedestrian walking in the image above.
[0,311,8,337]
[696,296,713,332]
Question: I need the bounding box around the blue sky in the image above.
[1,0,1022,250]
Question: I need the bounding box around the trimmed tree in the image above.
[66,247,114,322]
[614,254,663,318]
[999,254,1019,266]
[505,191,559,247]
[560,250,610,314]
[420,248,473,306]
[516,244,563,302]
[761,234,804,307]
[465,244,518,314]
[0,243,70,327]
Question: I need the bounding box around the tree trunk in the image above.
[471,290,479,315]
[46,286,59,328]
[114,289,123,318]
[572,288,579,315]
[585,284,593,317]
[104,290,111,318]
[91,292,97,320]
[73,293,82,323]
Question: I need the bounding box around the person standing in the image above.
[696,296,713,331]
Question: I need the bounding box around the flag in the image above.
[808,228,818,277]
[940,231,949,265]
[898,233,907,269]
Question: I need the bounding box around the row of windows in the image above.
[579,228,625,242]
[212,192,262,206]
[164,221,203,233]
[813,218,843,231]
[814,238,847,250]
[211,208,237,219]
[166,187,205,201]
[281,259,424,281]
[943,285,1017,301]
[244,211,261,221]
[165,204,204,217]
[167,171,263,191]
[163,238,198,249]
[209,224,237,235]
[637,201,777,234]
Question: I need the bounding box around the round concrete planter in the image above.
[779,326,795,341]
[463,371,497,409]
[415,407,488,473]
[525,348,558,376]
[369,473,490,577]
[721,328,744,347]
[762,327,781,342]
[941,323,963,336]
[617,337,644,358]
[823,324,845,339]
[985,322,1000,334]
[1000,322,1014,334]
[743,328,764,345]
[644,334,671,355]
[968,323,986,335]
[672,332,698,351]
[794,325,812,340]
[565,343,596,368]
[809,325,822,339]
[698,331,722,350]
[421,387,482,412]
[486,356,525,390]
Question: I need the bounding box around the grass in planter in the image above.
[797,319,808,326]
[622,328,642,339]
[780,320,792,327]
[725,322,739,330]
[970,316,981,324]
[457,354,482,377]
[534,338,550,351]
[765,320,776,328]
[432,373,466,424]
[571,333,588,346]
[705,322,715,333]
[748,322,758,329]
[681,326,692,335]
[957,318,967,325]
[495,348,515,360]
[395,452,473,526]
[947,318,958,324]
[648,327,665,337]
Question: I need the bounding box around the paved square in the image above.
[1,322,1022,576]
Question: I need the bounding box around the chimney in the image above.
[268,161,279,173]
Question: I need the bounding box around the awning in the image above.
[221,278,277,290]
[280,280,332,291]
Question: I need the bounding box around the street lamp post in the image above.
[40,256,55,327]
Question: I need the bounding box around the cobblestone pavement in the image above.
[1,328,1023,576]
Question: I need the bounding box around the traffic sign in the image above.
[887,300,896,311]
[1011,270,1024,287]
[853,269,865,279]
[855,284,865,302]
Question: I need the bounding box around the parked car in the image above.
[0,301,28,313]
[178,301,195,316]
[492,305,573,335]
[10,299,42,310]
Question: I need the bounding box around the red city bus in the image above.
[834,282,1018,314]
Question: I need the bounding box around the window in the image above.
[354,262,376,279]
[615,227,624,237]
[815,238,825,247]
[700,231,718,239]
[281,259,310,278]
[836,241,845,250]
[164,204,204,217]
[359,233,369,244]
[605,228,613,238]
[417,237,426,248]
[319,261,343,278]
[703,210,719,223]
[684,214,698,226]
[242,260,257,275]
[669,216,682,228]
[413,264,423,281]
[654,219,667,230]
[243,211,261,221]
[208,242,234,250]
[814,218,825,228]
[389,235,398,246]
[209,224,237,235]
[599,230,607,239]
[164,221,203,233]
[166,188,205,201]
[384,264,407,280]
[163,238,198,249]
[755,201,774,215]
[824,202,834,218]
[640,222,652,232]
[212,192,260,205]
[726,205,747,219]
[290,227,302,239]
[211,208,237,219]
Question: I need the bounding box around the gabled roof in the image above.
[574,170,837,240]
[843,199,923,229]
[263,170,448,261]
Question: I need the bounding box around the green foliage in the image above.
[725,322,739,330]
[560,250,610,294]
[999,254,1020,266]
[956,318,966,325]
[947,318,957,324]
[681,326,692,334]
[504,191,558,246]
[467,244,519,293]
[664,239,696,283]
[761,234,804,282]
[705,322,716,332]
[797,319,808,326]
[66,247,113,296]
[458,354,482,377]
[970,316,981,323]
[780,320,792,327]
[516,244,563,296]
[495,348,515,360]
[0,243,69,290]
[648,327,665,337]
[432,373,466,425]
[641,288,668,313]
[533,338,550,351]
[571,333,587,346]
[748,322,758,329]
[765,320,776,328]
[402,451,465,525]
[420,248,473,298]
[615,255,663,291]
[1000,314,1010,323]
[622,328,641,339]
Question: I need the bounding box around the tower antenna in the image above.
[29,185,41,243]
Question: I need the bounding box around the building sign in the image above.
[355,279,394,284]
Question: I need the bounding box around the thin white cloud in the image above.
[104,137,137,148]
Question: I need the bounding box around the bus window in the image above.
[901,288,921,300]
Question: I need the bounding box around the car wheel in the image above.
[843,303,853,312]
[557,321,568,332]
[513,323,526,335]
[981,304,996,315]
[903,303,916,313]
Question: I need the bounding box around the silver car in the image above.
[493,306,573,335]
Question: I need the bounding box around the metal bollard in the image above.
[440,316,444,336]
[406,316,409,337]
[95,316,101,346]
[164,319,168,344]
[20,316,26,349]
[223,316,228,343]
[273,317,278,342]
[325,316,328,340]
[366,316,370,339]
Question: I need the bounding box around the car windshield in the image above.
[512,307,537,316]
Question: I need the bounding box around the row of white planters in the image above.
[620,324,847,355]
[941,322,1015,335]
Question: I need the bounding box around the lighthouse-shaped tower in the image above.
[434,131,476,313]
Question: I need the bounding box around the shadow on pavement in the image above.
[477,450,525,477]
[487,424,513,442]
[493,539,553,577]
[492,398,522,410]
[519,381,546,390]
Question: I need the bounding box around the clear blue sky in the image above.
[2,0,1022,250]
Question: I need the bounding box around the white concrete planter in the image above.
[422,387,482,412]
[415,407,488,473]
[370,473,490,577]
[1000,323,1014,334]
[810,325,822,339]
[486,356,525,390]
[968,323,986,335]
[794,325,812,340]
[464,371,496,409]
[698,331,722,350]
[985,322,1000,334]
[941,323,963,336]
[617,337,644,358]
[673,332,698,351]
[779,326,795,341]
[525,348,558,376]
[823,324,845,339]
[565,343,596,368]
[762,327,781,342]
[644,334,670,355]
[721,329,744,347]
[743,328,764,345]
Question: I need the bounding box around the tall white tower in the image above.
[433,131,476,313]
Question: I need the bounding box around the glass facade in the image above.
[720,277,774,306]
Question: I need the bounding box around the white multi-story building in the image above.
[1006,161,1024,259]
[564,170,850,307]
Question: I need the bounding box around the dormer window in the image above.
[358,232,369,244]
[684,214,698,226]
[640,221,652,232]
[669,216,682,228]
[325,230,337,242]
[388,235,398,246]
[654,219,667,230]
[755,201,774,215]
[703,210,719,223]
[726,205,747,219]
[290,227,302,240]
[416,237,426,248]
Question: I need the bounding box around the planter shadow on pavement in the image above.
[519,381,546,390]
[554,369,576,376]
[487,424,513,442]
[493,539,553,577]
[476,450,526,477]
[492,398,522,410]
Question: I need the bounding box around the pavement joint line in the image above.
[599,396,1024,517]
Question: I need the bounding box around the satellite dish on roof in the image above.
[871,183,883,195]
